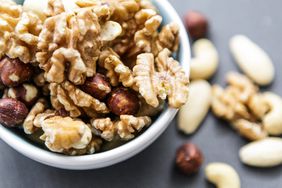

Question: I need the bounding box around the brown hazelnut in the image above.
[81,73,111,100]
[0,98,28,127]
[185,11,208,40]
[175,143,204,175]
[6,84,39,106]
[107,87,140,116]
[0,57,33,87]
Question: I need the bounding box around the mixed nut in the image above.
[0,0,189,155]
[175,8,282,188]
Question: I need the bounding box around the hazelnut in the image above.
[0,98,29,127]
[107,87,140,116]
[81,73,111,100]
[175,143,204,175]
[6,84,39,106]
[185,11,208,40]
[0,57,33,87]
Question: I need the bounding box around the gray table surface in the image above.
[1,0,282,187]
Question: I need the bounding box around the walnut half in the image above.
[91,115,151,141]
[133,49,189,108]
[40,116,92,153]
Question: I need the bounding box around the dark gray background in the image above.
[1,0,282,187]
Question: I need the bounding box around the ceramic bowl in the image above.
[0,0,190,170]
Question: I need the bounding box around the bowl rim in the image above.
[0,0,190,170]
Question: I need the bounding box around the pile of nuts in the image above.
[0,0,189,155]
[175,9,282,188]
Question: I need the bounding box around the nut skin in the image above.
[0,98,29,127]
[107,87,140,116]
[176,143,204,175]
[81,73,111,100]
[0,57,33,87]
[6,84,39,107]
[185,11,208,40]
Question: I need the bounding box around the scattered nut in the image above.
[205,162,240,188]
[232,119,268,141]
[6,84,39,106]
[0,57,33,87]
[211,72,270,141]
[239,137,282,167]
[0,98,28,127]
[185,11,208,40]
[230,35,274,86]
[107,87,140,116]
[81,73,111,100]
[190,39,219,80]
[262,92,282,135]
[178,80,212,134]
[175,143,204,175]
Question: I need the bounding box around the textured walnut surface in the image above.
[0,0,188,155]
[211,72,269,141]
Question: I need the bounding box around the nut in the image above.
[211,72,272,140]
[232,119,268,141]
[6,84,39,106]
[239,137,282,167]
[175,143,204,175]
[230,35,274,86]
[100,21,122,41]
[40,116,92,153]
[178,80,212,134]
[23,0,48,20]
[190,39,219,80]
[0,57,33,87]
[81,73,111,100]
[262,92,282,135]
[205,163,240,188]
[185,11,208,40]
[0,98,28,127]
[107,87,140,116]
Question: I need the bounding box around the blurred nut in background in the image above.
[81,73,111,100]
[0,57,33,87]
[0,98,28,127]
[5,84,39,107]
[185,11,208,40]
[107,87,140,116]
[176,143,204,175]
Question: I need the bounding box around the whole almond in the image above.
[240,137,282,167]
[230,35,274,86]
[178,80,212,134]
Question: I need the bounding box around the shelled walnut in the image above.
[40,116,92,153]
[23,99,47,134]
[133,49,189,108]
[49,81,109,117]
[0,0,189,155]
[91,115,151,141]
[211,72,269,141]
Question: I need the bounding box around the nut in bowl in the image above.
[0,0,190,169]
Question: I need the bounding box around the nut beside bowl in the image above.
[0,0,190,170]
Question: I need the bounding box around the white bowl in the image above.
[0,0,190,170]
